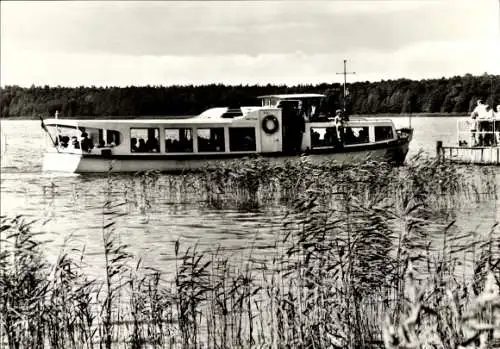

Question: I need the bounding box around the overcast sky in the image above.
[1,0,499,87]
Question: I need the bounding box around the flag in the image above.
[39,115,59,150]
[40,115,48,132]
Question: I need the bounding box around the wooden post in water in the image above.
[436,141,443,162]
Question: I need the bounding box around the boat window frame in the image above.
[103,129,121,147]
[228,127,258,152]
[343,126,370,146]
[374,125,395,142]
[310,126,339,149]
[164,127,194,153]
[196,127,226,153]
[46,124,83,152]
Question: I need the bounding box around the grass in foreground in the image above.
[1,157,499,348]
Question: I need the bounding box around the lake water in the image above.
[1,117,499,280]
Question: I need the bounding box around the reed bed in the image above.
[1,157,499,348]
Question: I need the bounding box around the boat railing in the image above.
[457,118,500,147]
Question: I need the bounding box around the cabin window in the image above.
[130,128,160,153]
[344,127,370,145]
[107,130,121,146]
[50,126,81,150]
[310,127,338,148]
[375,126,394,142]
[197,128,225,152]
[165,128,193,153]
[96,129,121,148]
[229,127,256,151]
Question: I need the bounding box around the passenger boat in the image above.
[41,93,413,173]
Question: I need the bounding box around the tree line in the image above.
[1,73,499,118]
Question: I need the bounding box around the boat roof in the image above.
[44,116,396,130]
[257,93,325,99]
[44,117,236,127]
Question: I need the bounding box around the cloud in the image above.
[2,0,497,57]
[2,37,498,87]
[1,0,498,86]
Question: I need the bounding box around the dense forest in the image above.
[1,73,499,118]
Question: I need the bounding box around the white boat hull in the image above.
[42,140,410,173]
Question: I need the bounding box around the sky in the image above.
[1,0,499,87]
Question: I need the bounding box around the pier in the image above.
[436,141,500,165]
[436,117,500,165]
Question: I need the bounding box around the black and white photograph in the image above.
[1,0,500,348]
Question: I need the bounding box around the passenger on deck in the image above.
[469,113,478,146]
[334,110,344,144]
[496,105,500,144]
[80,132,94,152]
[472,100,488,118]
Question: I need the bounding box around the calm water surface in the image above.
[1,117,499,279]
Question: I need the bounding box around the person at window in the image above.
[138,138,147,152]
[131,138,138,152]
[80,132,94,152]
[212,133,222,151]
[106,134,116,147]
[358,129,368,143]
[180,136,193,152]
[70,136,80,149]
[58,135,69,148]
[146,136,159,152]
[311,131,320,147]
[496,105,500,145]
[165,138,173,152]
[341,109,350,122]
[325,128,337,146]
[242,135,254,151]
[299,101,309,121]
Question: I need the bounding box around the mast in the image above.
[336,59,356,112]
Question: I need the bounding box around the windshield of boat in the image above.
[46,125,121,150]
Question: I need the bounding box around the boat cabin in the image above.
[43,94,400,159]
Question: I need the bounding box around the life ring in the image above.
[262,115,279,134]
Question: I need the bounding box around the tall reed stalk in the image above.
[1,158,498,348]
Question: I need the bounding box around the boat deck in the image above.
[436,142,500,165]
